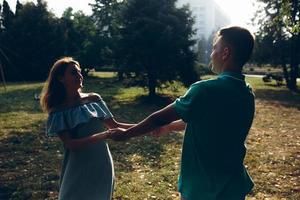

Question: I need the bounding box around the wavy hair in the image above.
[40,57,80,113]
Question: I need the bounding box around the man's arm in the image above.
[110,103,180,141]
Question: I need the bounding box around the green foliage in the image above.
[0,1,101,81]
[118,0,198,97]
[0,1,63,81]
[90,0,124,68]
[196,32,215,65]
[60,8,110,69]
[0,0,200,91]
[251,33,289,65]
[1,0,14,29]
[91,0,123,37]
[194,62,213,76]
[252,0,300,90]
[196,37,207,63]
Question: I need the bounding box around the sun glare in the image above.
[6,0,258,32]
[214,0,258,32]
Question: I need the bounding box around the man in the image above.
[110,26,255,200]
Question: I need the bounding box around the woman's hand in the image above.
[151,126,170,137]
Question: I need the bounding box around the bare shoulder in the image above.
[82,92,102,102]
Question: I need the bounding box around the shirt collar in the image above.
[219,71,245,81]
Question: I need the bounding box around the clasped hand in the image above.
[107,128,130,141]
[107,126,167,141]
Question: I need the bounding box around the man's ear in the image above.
[222,47,230,60]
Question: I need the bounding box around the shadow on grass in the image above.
[1,76,184,199]
[110,133,183,173]
[0,90,182,199]
[108,96,182,172]
[254,88,300,109]
[0,85,43,114]
[0,119,61,199]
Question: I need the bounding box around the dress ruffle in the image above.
[46,100,113,137]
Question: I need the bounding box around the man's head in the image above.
[210,26,254,74]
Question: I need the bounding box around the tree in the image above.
[1,0,14,30]
[0,4,2,33]
[91,0,125,78]
[90,0,123,61]
[286,0,300,90]
[15,0,23,16]
[0,0,65,81]
[254,0,300,90]
[63,9,108,72]
[251,32,289,67]
[197,37,207,64]
[0,0,101,81]
[195,32,216,65]
[0,0,18,80]
[60,8,90,57]
[119,0,198,97]
[91,0,123,38]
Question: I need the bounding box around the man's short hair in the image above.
[218,26,254,68]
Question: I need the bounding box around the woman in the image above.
[40,57,133,200]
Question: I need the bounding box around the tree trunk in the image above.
[287,0,299,91]
[148,72,156,97]
[117,69,124,81]
[287,34,299,91]
[282,63,290,86]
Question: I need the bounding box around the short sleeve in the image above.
[174,81,207,122]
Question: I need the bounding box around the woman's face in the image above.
[61,63,83,92]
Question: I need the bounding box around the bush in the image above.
[194,62,213,76]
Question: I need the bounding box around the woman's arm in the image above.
[103,118,136,129]
[58,130,110,150]
[164,119,186,132]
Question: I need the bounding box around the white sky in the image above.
[214,0,258,32]
[7,0,258,32]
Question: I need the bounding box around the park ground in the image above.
[0,72,299,200]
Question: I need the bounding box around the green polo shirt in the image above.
[174,71,255,200]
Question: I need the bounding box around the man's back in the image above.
[175,71,255,200]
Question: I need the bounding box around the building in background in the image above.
[177,0,231,39]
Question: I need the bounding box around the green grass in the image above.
[0,73,299,199]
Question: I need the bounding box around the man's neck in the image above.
[221,63,242,74]
[222,69,242,74]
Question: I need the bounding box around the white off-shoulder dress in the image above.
[46,99,114,200]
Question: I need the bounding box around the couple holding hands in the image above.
[41,26,255,200]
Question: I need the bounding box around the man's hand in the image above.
[109,127,130,141]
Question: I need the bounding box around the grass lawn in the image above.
[0,72,299,200]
